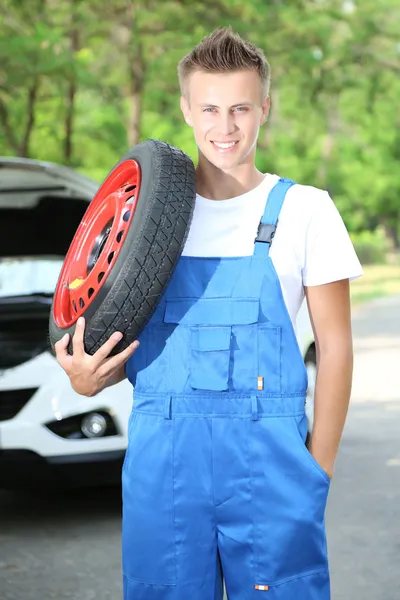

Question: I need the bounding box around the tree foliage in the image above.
[0,0,399,243]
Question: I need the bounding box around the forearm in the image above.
[309,339,353,473]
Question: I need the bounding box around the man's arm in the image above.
[304,278,353,479]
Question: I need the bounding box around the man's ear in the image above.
[260,96,271,126]
[180,96,193,127]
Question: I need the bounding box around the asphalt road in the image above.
[1,296,399,600]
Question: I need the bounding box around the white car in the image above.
[0,157,316,488]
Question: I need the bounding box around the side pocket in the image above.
[257,323,282,393]
[291,413,331,485]
[189,326,231,391]
[250,416,330,586]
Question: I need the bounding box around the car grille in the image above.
[0,388,38,421]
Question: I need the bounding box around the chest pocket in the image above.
[164,298,260,392]
[190,325,231,391]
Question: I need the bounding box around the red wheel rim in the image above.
[53,159,141,328]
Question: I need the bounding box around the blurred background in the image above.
[1,0,400,272]
[0,1,399,599]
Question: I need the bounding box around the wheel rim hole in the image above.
[125,185,136,193]
[88,288,95,299]
[87,218,113,274]
[122,210,131,222]
[72,301,77,312]
[116,230,124,243]
[126,195,135,204]
[107,252,115,264]
[79,298,85,309]
[97,236,108,257]
[98,272,105,283]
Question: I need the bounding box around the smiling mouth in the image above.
[211,141,239,149]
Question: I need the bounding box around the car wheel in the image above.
[304,344,316,434]
[49,139,196,356]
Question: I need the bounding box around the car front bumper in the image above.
[0,448,125,489]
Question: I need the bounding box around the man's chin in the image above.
[199,148,243,171]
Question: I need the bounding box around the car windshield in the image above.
[0,256,63,298]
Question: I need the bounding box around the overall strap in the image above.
[254,177,296,258]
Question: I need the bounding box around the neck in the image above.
[195,153,265,200]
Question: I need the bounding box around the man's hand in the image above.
[54,317,139,397]
[309,441,334,480]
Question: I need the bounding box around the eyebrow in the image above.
[198,102,254,108]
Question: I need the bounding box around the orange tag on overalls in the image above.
[257,376,264,391]
[255,584,269,591]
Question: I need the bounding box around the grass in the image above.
[350,264,400,305]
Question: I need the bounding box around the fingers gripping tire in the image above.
[49,139,196,355]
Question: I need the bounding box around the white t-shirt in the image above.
[182,174,363,326]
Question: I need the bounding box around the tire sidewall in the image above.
[49,140,170,353]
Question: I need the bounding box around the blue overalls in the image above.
[123,179,331,600]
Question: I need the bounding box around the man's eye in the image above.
[203,108,215,113]
[234,106,248,112]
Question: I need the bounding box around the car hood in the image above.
[0,157,98,207]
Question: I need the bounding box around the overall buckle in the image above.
[255,222,277,245]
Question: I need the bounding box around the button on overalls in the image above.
[123,179,331,600]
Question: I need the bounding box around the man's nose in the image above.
[217,111,236,137]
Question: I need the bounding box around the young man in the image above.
[56,27,363,600]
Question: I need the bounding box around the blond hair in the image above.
[178,27,271,99]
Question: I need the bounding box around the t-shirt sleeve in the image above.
[302,190,363,287]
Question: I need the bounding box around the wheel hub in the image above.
[53,160,141,328]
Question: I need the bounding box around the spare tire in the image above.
[49,139,196,356]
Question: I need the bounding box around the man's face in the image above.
[180,69,270,171]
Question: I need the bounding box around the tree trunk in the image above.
[383,221,400,250]
[64,1,80,165]
[65,79,76,165]
[19,0,48,157]
[0,99,19,154]
[127,42,144,147]
[20,78,39,157]
[125,0,144,148]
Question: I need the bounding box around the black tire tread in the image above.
[84,140,195,355]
